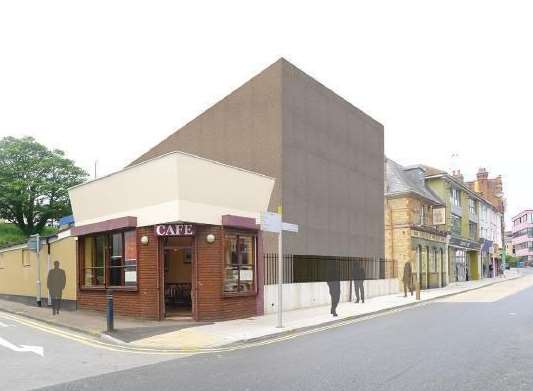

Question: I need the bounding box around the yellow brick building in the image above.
[385,159,448,291]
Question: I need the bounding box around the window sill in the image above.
[80,286,138,292]
[222,290,257,298]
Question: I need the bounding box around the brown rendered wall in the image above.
[130,60,283,254]
[281,62,384,257]
[130,58,384,258]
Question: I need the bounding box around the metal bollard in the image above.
[416,280,421,300]
[106,289,114,333]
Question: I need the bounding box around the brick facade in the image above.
[77,224,263,321]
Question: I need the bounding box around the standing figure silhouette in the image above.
[352,261,365,303]
[403,262,413,297]
[47,261,66,315]
[326,260,340,317]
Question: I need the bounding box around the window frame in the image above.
[79,229,138,291]
[222,230,258,297]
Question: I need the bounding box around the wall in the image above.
[127,59,384,259]
[77,226,161,319]
[263,279,399,314]
[195,225,262,321]
[77,225,263,321]
[0,236,77,306]
[281,61,384,258]
[165,248,192,284]
[129,60,283,253]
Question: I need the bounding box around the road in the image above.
[2,274,533,391]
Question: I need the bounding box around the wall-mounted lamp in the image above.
[206,233,216,244]
[140,235,149,245]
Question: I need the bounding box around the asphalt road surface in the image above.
[3,274,533,391]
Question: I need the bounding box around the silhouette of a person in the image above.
[47,261,66,315]
[326,260,340,317]
[352,261,365,303]
[403,262,413,297]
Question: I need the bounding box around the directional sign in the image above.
[0,337,44,357]
[282,222,299,233]
[260,212,282,233]
[27,234,42,252]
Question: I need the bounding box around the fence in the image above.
[264,254,397,285]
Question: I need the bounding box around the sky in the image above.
[1,1,531,225]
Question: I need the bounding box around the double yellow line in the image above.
[0,302,428,356]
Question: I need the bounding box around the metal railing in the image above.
[264,254,397,285]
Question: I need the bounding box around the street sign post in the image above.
[259,210,299,328]
[27,234,42,307]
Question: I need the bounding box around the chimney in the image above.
[452,169,464,182]
[477,168,489,180]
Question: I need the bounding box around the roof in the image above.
[385,158,443,205]
[58,215,74,226]
[421,165,447,177]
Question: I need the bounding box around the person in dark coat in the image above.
[403,262,413,297]
[352,261,365,303]
[326,260,340,317]
[47,261,66,315]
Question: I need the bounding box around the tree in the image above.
[0,136,88,235]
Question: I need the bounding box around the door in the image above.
[163,236,193,317]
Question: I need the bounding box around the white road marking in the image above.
[0,337,44,357]
[0,321,11,328]
[509,312,517,316]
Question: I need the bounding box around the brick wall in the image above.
[194,225,261,321]
[77,226,161,319]
[77,224,263,321]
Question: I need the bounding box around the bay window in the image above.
[224,233,256,294]
[81,230,137,289]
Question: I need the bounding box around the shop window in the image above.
[224,233,256,294]
[81,230,137,289]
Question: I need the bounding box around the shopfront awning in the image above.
[69,151,275,229]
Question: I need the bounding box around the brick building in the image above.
[384,159,448,291]
[69,152,274,321]
[69,59,385,320]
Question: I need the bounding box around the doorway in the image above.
[163,236,193,318]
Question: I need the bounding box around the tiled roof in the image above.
[385,158,444,205]
[421,165,447,177]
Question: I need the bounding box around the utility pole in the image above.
[277,206,283,328]
[29,234,42,306]
[501,213,506,276]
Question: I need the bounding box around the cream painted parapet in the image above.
[69,151,275,228]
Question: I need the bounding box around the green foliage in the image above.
[0,223,58,248]
[0,223,26,247]
[504,255,520,267]
[0,136,88,235]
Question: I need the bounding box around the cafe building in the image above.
[69,151,274,321]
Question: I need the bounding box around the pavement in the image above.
[0,270,521,351]
[4,268,531,391]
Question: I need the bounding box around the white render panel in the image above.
[69,151,275,228]
[263,279,400,313]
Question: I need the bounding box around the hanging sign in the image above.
[433,207,446,225]
[155,224,195,236]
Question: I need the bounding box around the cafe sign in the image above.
[155,224,195,236]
